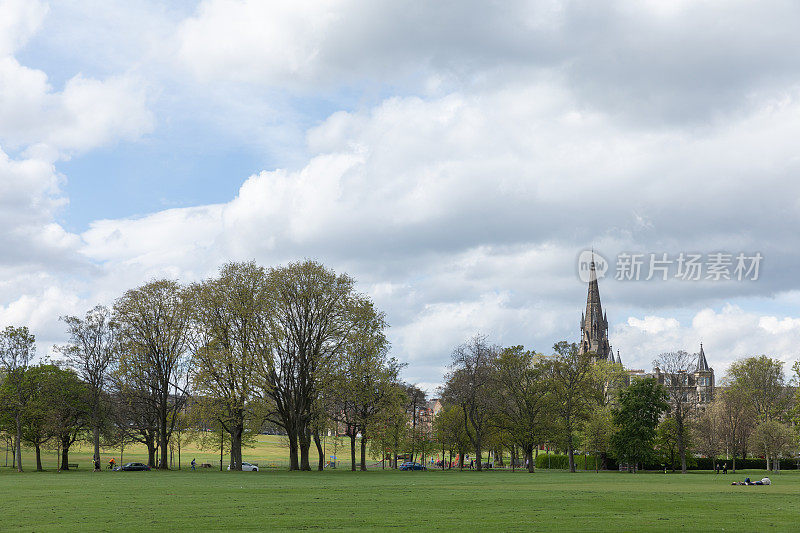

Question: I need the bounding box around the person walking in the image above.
[191,458,196,471]
[723,462,728,474]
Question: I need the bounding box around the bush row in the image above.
[534,453,799,471]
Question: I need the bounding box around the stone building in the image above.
[578,257,621,365]
[651,344,715,406]
[577,254,714,406]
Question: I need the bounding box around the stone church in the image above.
[578,257,715,405]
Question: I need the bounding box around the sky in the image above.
[3,0,800,391]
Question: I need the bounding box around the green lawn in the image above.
[1,467,798,531]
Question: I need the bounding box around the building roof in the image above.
[696,343,711,372]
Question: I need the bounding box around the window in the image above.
[698,377,710,387]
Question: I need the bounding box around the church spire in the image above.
[579,255,611,361]
[696,343,710,372]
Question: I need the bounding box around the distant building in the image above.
[577,254,713,406]
[578,257,621,365]
[652,344,715,406]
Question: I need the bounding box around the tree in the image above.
[728,356,789,469]
[729,356,788,423]
[442,335,497,471]
[331,300,400,471]
[19,364,55,471]
[58,305,118,463]
[189,262,268,471]
[582,405,614,472]
[114,279,191,469]
[493,345,550,473]
[404,384,427,463]
[0,326,36,472]
[695,403,722,470]
[655,418,680,472]
[750,420,795,471]
[46,365,91,470]
[256,260,367,471]
[545,341,597,473]
[611,377,668,472]
[653,350,696,473]
[715,387,755,473]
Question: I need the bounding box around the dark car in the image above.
[399,462,426,471]
[115,462,151,471]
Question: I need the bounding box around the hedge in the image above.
[534,453,799,471]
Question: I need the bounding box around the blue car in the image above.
[399,462,427,471]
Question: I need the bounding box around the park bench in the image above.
[67,463,79,469]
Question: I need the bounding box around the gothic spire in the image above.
[696,343,710,372]
[579,255,611,361]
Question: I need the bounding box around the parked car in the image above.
[115,462,151,471]
[399,462,426,471]
[227,462,259,472]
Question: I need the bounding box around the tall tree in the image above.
[0,326,35,472]
[750,420,794,471]
[715,387,755,473]
[727,355,789,469]
[58,305,118,463]
[189,262,268,471]
[493,345,550,473]
[114,279,191,469]
[546,341,596,473]
[582,405,614,472]
[46,365,91,470]
[653,350,696,473]
[611,377,668,472]
[19,364,54,471]
[728,356,788,423]
[442,335,497,472]
[256,260,366,471]
[695,403,722,470]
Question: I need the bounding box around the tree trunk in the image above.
[146,438,156,468]
[159,401,169,469]
[567,432,576,473]
[15,414,23,472]
[288,429,299,471]
[349,432,357,472]
[299,429,311,471]
[61,435,71,469]
[526,446,535,473]
[35,444,43,471]
[360,435,368,471]
[93,424,101,468]
[229,423,243,470]
[313,431,324,471]
[678,426,687,474]
[475,445,483,472]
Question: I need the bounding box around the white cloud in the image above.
[614,305,800,376]
[5,1,800,386]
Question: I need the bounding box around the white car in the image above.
[227,462,259,472]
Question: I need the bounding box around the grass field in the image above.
[1,467,798,531]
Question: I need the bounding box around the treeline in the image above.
[2,261,799,474]
[0,260,417,472]
[433,338,800,473]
